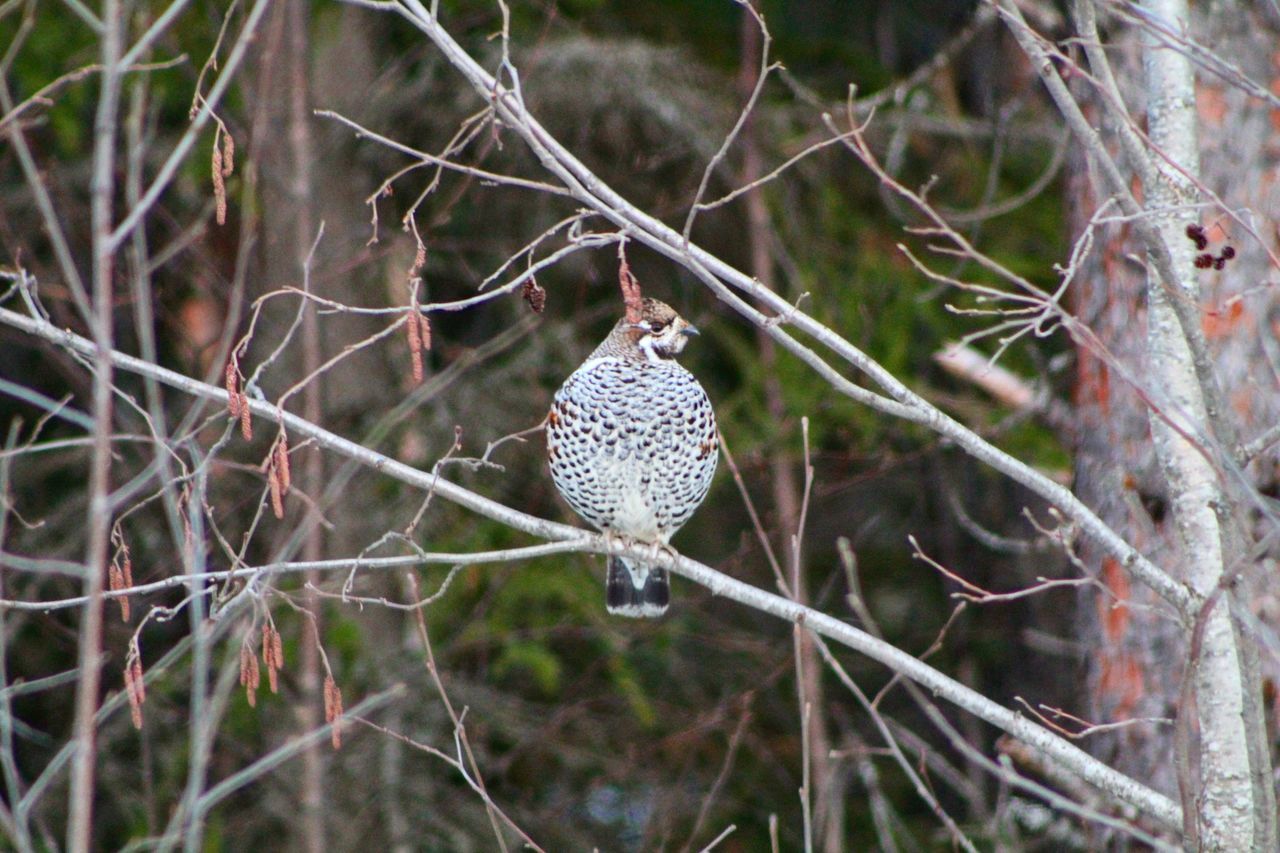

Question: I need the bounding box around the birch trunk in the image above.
[1140,2,1253,845]
[1067,1,1279,847]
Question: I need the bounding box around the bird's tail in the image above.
[606,556,669,618]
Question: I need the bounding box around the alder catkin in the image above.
[109,562,129,621]
[241,644,260,707]
[226,361,241,418]
[407,311,424,383]
[222,132,235,178]
[261,624,282,694]
[275,436,291,492]
[262,624,274,668]
[212,144,227,226]
[132,658,145,703]
[419,313,432,351]
[269,467,284,519]
[324,675,344,750]
[125,666,143,730]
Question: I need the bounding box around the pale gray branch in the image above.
[373,0,1195,621]
[0,304,1182,830]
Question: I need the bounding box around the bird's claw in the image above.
[604,530,637,557]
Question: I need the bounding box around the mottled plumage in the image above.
[548,299,718,617]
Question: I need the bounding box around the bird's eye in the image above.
[647,320,669,332]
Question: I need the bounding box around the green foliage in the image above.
[8,6,95,153]
[492,638,564,696]
[326,612,364,671]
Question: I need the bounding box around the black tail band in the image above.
[605,557,669,618]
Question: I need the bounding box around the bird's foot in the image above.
[646,541,678,567]
[603,530,637,557]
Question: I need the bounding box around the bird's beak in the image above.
[681,324,700,337]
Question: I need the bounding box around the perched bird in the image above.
[547,298,718,617]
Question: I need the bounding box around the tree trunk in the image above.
[1067,1,1280,846]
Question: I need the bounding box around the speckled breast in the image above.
[547,357,717,540]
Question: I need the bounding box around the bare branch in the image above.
[0,305,1183,829]
[372,0,1197,620]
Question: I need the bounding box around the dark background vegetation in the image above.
[0,1,1092,848]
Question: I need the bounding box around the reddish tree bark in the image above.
[1066,3,1280,836]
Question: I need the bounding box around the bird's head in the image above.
[624,298,700,362]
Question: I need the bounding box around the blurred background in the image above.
[0,1,1102,849]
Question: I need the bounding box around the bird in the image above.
[547,298,718,617]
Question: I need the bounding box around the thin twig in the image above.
[0,304,1184,829]
[681,1,778,244]
[407,573,512,851]
[682,704,752,853]
[811,634,979,853]
[374,0,1198,624]
[352,717,546,851]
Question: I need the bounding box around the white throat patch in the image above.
[637,336,662,363]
